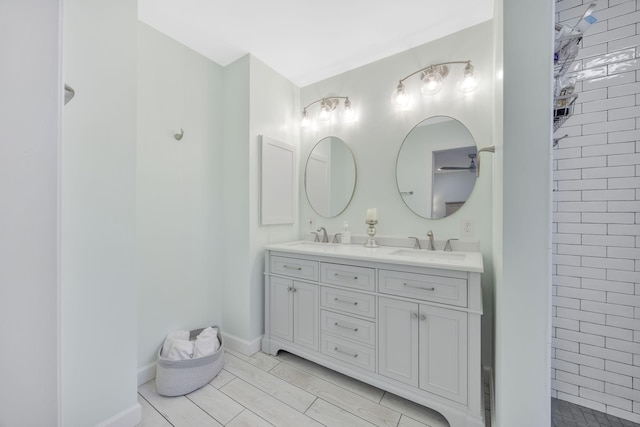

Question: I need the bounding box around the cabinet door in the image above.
[378,297,419,387]
[270,277,293,342]
[293,281,319,351]
[418,304,468,404]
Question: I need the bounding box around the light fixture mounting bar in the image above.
[302,96,350,110]
[397,60,472,84]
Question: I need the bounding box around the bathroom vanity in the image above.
[262,241,484,427]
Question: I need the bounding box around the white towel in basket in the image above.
[194,327,220,358]
[161,330,194,360]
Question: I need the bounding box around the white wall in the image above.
[494,0,553,426]
[136,23,225,379]
[552,0,640,422]
[300,22,495,365]
[0,1,61,425]
[222,56,252,345]
[62,0,140,425]
[221,55,300,350]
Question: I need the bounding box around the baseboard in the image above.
[483,365,495,427]
[137,362,156,386]
[222,331,262,355]
[95,402,141,427]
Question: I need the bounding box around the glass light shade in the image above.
[391,82,410,107]
[458,64,480,93]
[420,69,443,95]
[317,105,332,121]
[301,109,311,127]
[341,106,355,122]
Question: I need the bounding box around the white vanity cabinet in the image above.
[262,244,484,427]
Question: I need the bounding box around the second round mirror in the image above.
[305,136,356,218]
[396,116,477,219]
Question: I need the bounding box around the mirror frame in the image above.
[304,136,357,218]
[395,116,477,220]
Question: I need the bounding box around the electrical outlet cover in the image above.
[461,219,475,239]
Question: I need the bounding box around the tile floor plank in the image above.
[380,392,449,427]
[224,352,316,413]
[271,362,401,427]
[275,351,385,403]
[226,409,275,427]
[137,394,172,427]
[138,381,222,427]
[220,378,323,427]
[186,384,244,425]
[306,398,378,427]
[225,348,281,372]
[209,368,235,389]
[398,414,430,427]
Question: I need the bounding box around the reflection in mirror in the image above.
[396,116,477,219]
[305,136,356,217]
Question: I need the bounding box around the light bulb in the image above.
[391,81,410,107]
[341,98,356,122]
[458,63,480,93]
[420,68,443,95]
[318,106,332,121]
[301,108,310,127]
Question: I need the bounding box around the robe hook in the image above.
[174,128,184,141]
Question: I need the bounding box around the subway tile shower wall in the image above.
[552,0,640,424]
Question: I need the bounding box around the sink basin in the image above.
[389,249,466,262]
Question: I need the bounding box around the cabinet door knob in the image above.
[420,314,426,321]
[287,287,292,292]
[411,312,418,319]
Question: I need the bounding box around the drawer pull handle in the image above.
[403,282,435,291]
[334,322,358,332]
[334,273,358,280]
[334,297,358,306]
[283,265,302,271]
[334,347,358,358]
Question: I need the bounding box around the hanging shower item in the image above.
[553,3,597,136]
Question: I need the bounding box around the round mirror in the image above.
[305,136,356,217]
[396,116,477,219]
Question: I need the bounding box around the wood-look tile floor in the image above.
[137,349,456,427]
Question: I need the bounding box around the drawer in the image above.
[321,334,376,372]
[321,310,375,346]
[270,256,319,281]
[321,286,376,318]
[378,269,467,307]
[320,262,375,291]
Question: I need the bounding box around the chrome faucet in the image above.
[317,227,329,243]
[426,230,435,250]
[444,238,458,252]
[409,236,421,250]
[332,233,342,244]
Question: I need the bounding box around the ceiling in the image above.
[138,0,494,88]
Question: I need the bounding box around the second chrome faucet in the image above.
[426,230,435,250]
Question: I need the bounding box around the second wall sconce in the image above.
[392,60,480,108]
[301,96,355,127]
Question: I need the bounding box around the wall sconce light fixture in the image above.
[392,60,480,108]
[302,96,355,127]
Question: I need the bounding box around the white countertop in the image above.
[265,240,484,273]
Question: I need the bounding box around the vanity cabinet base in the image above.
[263,249,484,427]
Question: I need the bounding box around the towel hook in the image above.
[174,128,184,141]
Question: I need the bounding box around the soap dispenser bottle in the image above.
[342,221,351,244]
